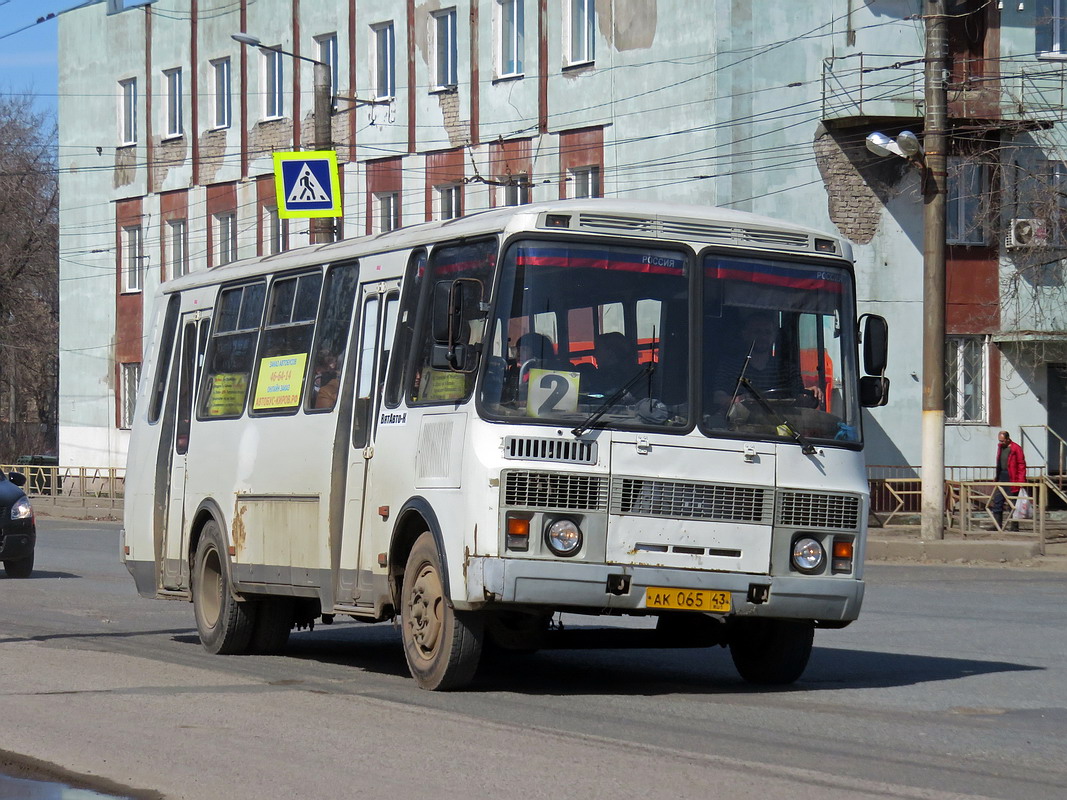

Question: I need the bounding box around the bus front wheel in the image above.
[192,520,255,655]
[728,618,814,686]
[400,532,483,690]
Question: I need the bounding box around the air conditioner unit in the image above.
[1006,218,1049,250]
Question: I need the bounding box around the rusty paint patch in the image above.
[231,500,248,558]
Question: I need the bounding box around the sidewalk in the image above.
[867,521,1067,571]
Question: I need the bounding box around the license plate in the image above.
[645,587,731,613]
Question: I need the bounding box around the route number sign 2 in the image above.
[526,369,581,417]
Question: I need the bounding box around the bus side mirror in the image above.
[859,375,890,407]
[431,281,460,344]
[430,278,482,372]
[860,314,888,376]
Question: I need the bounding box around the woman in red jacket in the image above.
[990,430,1027,531]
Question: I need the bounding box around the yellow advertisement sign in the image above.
[206,373,249,417]
[252,353,309,410]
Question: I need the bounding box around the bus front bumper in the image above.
[463,557,864,622]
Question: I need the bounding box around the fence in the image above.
[1,464,125,509]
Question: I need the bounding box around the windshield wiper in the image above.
[572,362,654,438]
[737,377,817,456]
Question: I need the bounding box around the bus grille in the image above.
[503,436,596,465]
[503,471,608,511]
[610,477,772,523]
[777,491,861,529]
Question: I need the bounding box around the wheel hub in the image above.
[407,563,443,659]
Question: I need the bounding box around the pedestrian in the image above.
[988,430,1027,531]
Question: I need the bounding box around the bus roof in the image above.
[160,198,853,294]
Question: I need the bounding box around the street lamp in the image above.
[232,32,334,244]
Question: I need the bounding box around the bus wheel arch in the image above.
[188,500,255,655]
[388,497,449,609]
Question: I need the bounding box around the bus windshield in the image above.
[479,239,691,430]
[701,255,861,445]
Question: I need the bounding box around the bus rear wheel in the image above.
[400,532,483,690]
[728,618,814,686]
[192,520,255,655]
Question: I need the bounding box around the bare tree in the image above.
[0,94,58,460]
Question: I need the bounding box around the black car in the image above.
[0,471,35,578]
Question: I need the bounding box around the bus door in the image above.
[162,312,208,589]
[336,281,400,603]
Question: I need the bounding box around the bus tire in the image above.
[192,520,255,655]
[3,553,33,579]
[728,619,814,686]
[249,597,293,655]
[400,532,483,690]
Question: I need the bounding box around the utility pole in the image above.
[921,0,948,540]
[311,61,334,245]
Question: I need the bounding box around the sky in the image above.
[0,0,81,119]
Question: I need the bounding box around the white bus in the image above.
[123,199,889,690]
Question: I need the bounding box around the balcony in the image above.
[822,53,1067,125]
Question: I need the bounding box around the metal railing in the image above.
[1,464,125,507]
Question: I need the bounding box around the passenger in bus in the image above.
[514,332,558,369]
[585,331,639,398]
[312,351,339,409]
[711,310,807,411]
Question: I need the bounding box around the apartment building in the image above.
[56,0,1067,474]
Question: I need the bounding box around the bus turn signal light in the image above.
[832,538,853,573]
[506,516,531,551]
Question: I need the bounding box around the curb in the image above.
[867,536,1044,564]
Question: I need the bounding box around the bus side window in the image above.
[352,296,381,448]
[175,322,197,454]
[148,295,180,424]
[408,239,496,406]
[307,262,359,413]
[198,281,266,419]
[384,249,427,408]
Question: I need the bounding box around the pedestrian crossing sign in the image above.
[273,151,342,219]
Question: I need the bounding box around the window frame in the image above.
[503,175,532,206]
[122,224,144,293]
[946,156,989,246]
[264,47,285,119]
[372,22,397,100]
[167,218,189,279]
[375,191,400,233]
[1038,0,1067,57]
[436,183,463,220]
[265,205,289,255]
[119,362,142,430]
[211,57,232,129]
[496,0,525,78]
[568,165,601,198]
[163,67,183,138]
[315,33,339,110]
[432,8,459,90]
[565,0,595,67]
[119,77,137,145]
[945,335,989,424]
[215,211,238,266]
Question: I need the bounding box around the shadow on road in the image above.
[0,570,80,581]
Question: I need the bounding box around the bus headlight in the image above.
[544,518,582,557]
[791,536,824,574]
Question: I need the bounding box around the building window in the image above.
[375,192,400,233]
[120,362,142,430]
[569,165,601,198]
[497,0,524,76]
[437,184,463,220]
[211,58,231,128]
[432,8,458,89]
[315,33,339,108]
[119,78,137,144]
[945,336,987,423]
[503,175,532,206]
[163,67,183,137]
[264,48,284,118]
[122,224,144,293]
[566,0,595,65]
[215,212,237,266]
[947,157,988,245]
[167,218,188,279]
[1038,0,1067,55]
[372,22,396,99]
[265,206,289,255]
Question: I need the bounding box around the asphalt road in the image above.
[1,519,1065,800]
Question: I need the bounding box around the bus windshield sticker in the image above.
[252,352,309,410]
[526,369,580,417]
[205,373,249,417]
[418,369,467,402]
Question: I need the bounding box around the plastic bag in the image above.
[1012,488,1033,520]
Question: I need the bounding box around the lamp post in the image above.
[232,33,334,244]
[863,0,948,541]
